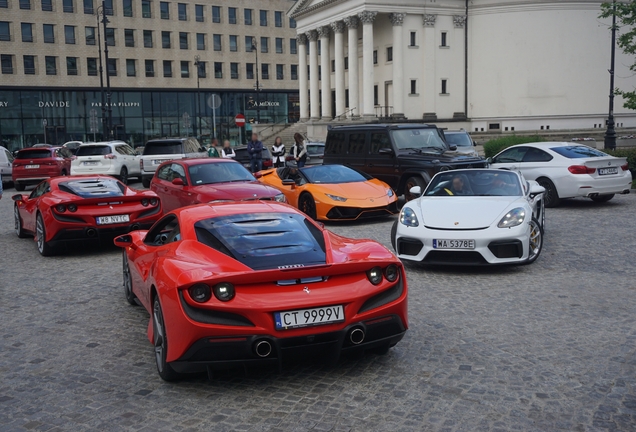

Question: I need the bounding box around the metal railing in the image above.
[375,105,393,119]
[335,107,356,120]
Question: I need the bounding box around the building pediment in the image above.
[289,0,350,18]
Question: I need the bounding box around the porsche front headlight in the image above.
[399,207,419,227]
[498,208,525,228]
[326,194,347,202]
[274,193,286,203]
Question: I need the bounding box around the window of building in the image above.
[126,59,136,76]
[163,60,172,77]
[1,54,13,74]
[318,65,320,80]
[214,61,222,78]
[212,6,221,23]
[387,46,392,62]
[105,28,115,46]
[441,79,448,94]
[230,62,238,79]
[179,32,188,49]
[125,29,134,47]
[66,56,77,75]
[262,63,269,79]
[85,26,95,45]
[107,58,116,76]
[373,50,378,65]
[275,37,283,54]
[160,2,169,19]
[0,0,7,7]
[276,64,283,80]
[246,63,254,79]
[123,0,133,17]
[196,33,205,50]
[45,56,57,75]
[409,31,417,47]
[103,0,112,15]
[43,24,55,43]
[260,36,268,53]
[410,80,417,95]
[291,64,298,80]
[21,23,34,42]
[64,25,76,44]
[441,32,447,47]
[245,36,254,52]
[289,18,296,28]
[290,38,297,55]
[180,61,189,78]
[41,0,52,11]
[195,4,204,21]
[141,0,151,18]
[260,10,267,26]
[24,55,36,74]
[345,89,349,107]
[197,61,206,77]
[374,85,378,105]
[275,11,283,27]
[83,0,93,14]
[20,0,31,10]
[143,30,152,48]
[145,60,155,77]
[229,35,237,52]
[317,40,321,55]
[331,59,335,72]
[62,0,73,12]
[213,34,222,51]
[178,3,187,21]
[162,31,171,48]
[228,7,237,24]
[87,57,97,76]
[244,8,252,25]
[344,56,348,70]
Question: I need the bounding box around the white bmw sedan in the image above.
[391,169,545,266]
[489,142,631,207]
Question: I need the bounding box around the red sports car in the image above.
[114,201,408,381]
[12,146,74,191]
[13,175,162,256]
[150,158,286,212]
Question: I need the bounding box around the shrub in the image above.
[483,135,545,158]
[604,147,636,187]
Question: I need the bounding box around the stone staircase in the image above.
[259,122,309,147]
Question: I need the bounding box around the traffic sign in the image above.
[235,113,245,127]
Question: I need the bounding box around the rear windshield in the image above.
[76,145,112,156]
[143,141,183,155]
[194,212,326,270]
[188,162,254,185]
[307,144,325,154]
[16,150,52,159]
[301,165,368,184]
[444,133,473,147]
[58,178,125,197]
[550,146,608,159]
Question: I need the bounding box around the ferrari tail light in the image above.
[55,204,66,213]
[68,204,77,212]
[149,198,158,206]
[568,165,596,174]
[367,265,401,285]
[141,198,149,207]
[621,163,629,171]
[384,265,399,282]
[189,284,212,303]
[214,283,235,301]
[366,267,383,285]
[104,154,117,159]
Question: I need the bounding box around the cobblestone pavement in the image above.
[1,183,635,431]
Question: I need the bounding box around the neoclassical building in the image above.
[289,0,636,135]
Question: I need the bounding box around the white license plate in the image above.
[152,160,167,165]
[83,161,98,166]
[433,239,475,249]
[598,167,618,176]
[274,305,345,330]
[25,165,39,169]
[96,214,130,225]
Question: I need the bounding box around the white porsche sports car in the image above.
[391,169,545,266]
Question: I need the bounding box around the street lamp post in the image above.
[194,55,202,139]
[95,6,106,139]
[252,37,261,123]
[604,0,617,150]
[101,0,113,140]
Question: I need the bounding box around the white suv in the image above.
[140,137,207,187]
[71,141,141,184]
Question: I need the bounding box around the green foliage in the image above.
[483,135,545,158]
[604,146,636,182]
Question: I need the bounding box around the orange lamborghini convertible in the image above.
[257,164,398,221]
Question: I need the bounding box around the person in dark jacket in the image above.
[247,133,264,173]
[292,133,307,168]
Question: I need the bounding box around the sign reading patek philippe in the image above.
[90,102,140,107]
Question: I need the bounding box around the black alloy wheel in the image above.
[299,193,317,220]
[14,205,28,238]
[152,297,181,381]
[123,251,138,306]
[36,213,54,256]
[119,166,129,185]
[536,178,560,208]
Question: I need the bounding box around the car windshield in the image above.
[76,145,112,156]
[390,128,447,152]
[194,212,326,270]
[550,145,608,159]
[307,144,324,154]
[58,178,125,197]
[188,162,255,185]
[444,133,473,147]
[16,150,52,159]
[300,165,368,184]
[143,142,182,155]
[425,170,523,197]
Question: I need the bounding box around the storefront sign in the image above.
[90,102,140,107]
[247,100,281,109]
[0,102,8,107]
[39,101,70,108]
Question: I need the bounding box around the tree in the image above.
[600,1,636,110]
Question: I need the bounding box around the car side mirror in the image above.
[281,179,296,188]
[529,183,545,198]
[114,234,136,249]
[409,186,422,197]
[171,178,185,186]
[485,157,492,165]
[12,194,26,202]
[378,148,394,155]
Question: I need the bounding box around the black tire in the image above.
[298,193,318,220]
[390,220,398,251]
[14,182,25,192]
[539,198,546,231]
[152,296,181,381]
[35,213,55,256]
[142,177,151,188]
[119,166,129,185]
[591,194,614,203]
[536,178,560,208]
[524,217,543,265]
[61,169,68,176]
[404,176,426,201]
[123,251,138,306]
[14,205,28,238]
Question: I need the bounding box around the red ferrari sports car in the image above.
[150,158,285,213]
[13,175,162,256]
[114,201,408,381]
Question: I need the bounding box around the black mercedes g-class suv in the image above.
[323,124,486,200]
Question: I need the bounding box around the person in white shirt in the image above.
[220,140,236,159]
[271,136,286,168]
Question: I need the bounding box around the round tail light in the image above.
[366,267,383,285]
[188,284,211,303]
[214,283,235,301]
[384,265,399,282]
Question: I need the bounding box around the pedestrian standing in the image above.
[247,133,264,173]
[271,137,286,168]
[207,138,220,158]
[293,133,308,168]
[221,140,236,159]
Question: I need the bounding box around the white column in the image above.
[358,11,377,119]
[331,21,346,119]
[344,16,359,118]
[297,33,309,122]
[307,30,320,120]
[389,13,406,119]
[422,14,437,120]
[318,26,332,120]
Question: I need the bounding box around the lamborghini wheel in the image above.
[299,193,317,220]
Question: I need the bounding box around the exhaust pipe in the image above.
[588,193,598,198]
[254,340,272,358]
[86,228,97,238]
[130,223,140,230]
[622,189,630,195]
[349,327,365,345]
